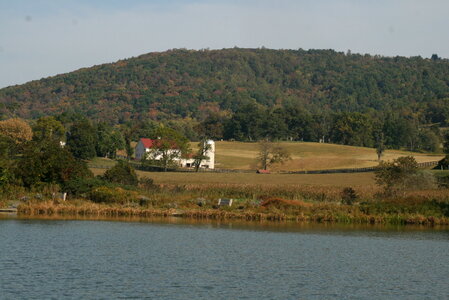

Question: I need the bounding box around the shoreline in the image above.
[14,201,449,226]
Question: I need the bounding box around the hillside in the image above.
[1,48,448,124]
[92,141,442,173]
[194,141,443,171]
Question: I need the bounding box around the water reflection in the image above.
[3,214,448,239]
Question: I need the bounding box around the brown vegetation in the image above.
[0,118,33,143]
[15,181,449,226]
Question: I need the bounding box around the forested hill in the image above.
[1,48,448,125]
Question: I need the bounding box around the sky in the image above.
[1,0,448,88]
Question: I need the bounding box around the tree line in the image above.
[1,48,448,128]
[196,104,442,152]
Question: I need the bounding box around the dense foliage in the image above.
[103,160,138,186]
[0,48,448,149]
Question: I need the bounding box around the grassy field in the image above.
[91,141,442,188]
[210,141,443,171]
[137,171,376,187]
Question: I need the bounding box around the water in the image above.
[1,216,448,299]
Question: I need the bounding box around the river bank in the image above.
[15,198,449,225]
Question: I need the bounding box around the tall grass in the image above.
[16,181,449,225]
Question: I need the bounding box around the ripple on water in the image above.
[0,217,448,299]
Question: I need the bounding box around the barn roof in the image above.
[139,138,178,149]
[140,138,156,148]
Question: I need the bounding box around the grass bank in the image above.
[15,183,449,226]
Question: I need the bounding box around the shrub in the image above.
[341,187,358,205]
[435,173,449,188]
[63,177,107,197]
[404,171,436,190]
[375,156,419,194]
[139,176,157,191]
[103,160,138,186]
[89,186,137,204]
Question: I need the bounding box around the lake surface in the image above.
[1,216,448,299]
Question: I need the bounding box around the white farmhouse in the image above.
[135,138,215,169]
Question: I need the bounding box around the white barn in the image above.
[135,138,215,169]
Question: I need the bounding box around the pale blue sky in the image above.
[1,0,448,88]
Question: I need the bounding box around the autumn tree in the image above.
[0,118,33,143]
[257,140,291,170]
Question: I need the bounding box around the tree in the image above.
[193,139,212,172]
[66,119,97,160]
[331,112,374,147]
[16,140,92,188]
[195,113,225,140]
[375,132,385,161]
[103,160,138,186]
[417,128,440,153]
[443,131,449,154]
[32,116,65,142]
[0,118,33,143]
[438,131,449,170]
[0,136,17,186]
[144,126,191,171]
[95,123,125,158]
[375,156,419,194]
[257,140,291,170]
[224,101,265,141]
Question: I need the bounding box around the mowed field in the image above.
[209,141,443,171]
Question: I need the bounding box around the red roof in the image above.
[140,138,156,149]
[140,138,178,150]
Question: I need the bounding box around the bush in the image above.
[435,173,449,188]
[341,187,358,205]
[103,160,138,186]
[63,177,107,197]
[89,186,138,204]
[139,177,157,191]
[404,171,436,190]
[375,156,419,194]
